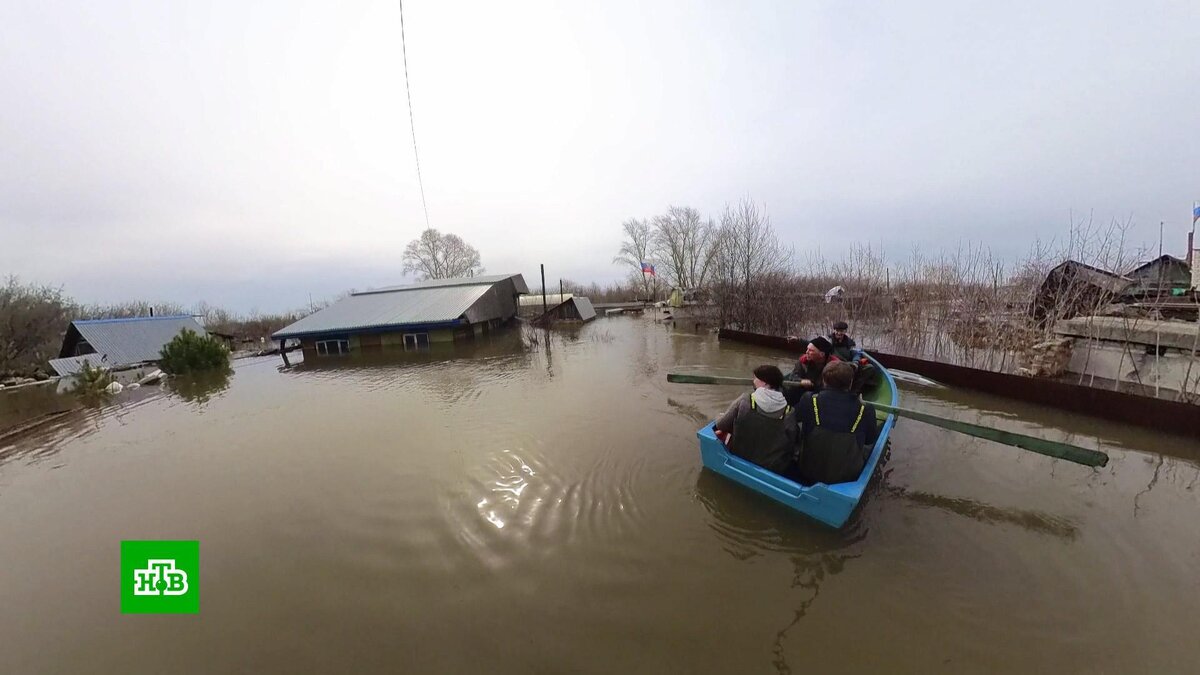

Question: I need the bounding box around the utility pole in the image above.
[540,264,548,318]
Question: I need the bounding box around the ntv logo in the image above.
[121,540,199,613]
[133,559,189,596]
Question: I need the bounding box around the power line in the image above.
[398,0,430,230]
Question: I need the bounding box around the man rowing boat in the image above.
[783,335,835,404]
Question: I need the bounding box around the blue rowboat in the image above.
[696,352,899,528]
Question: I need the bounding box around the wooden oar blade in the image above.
[666,373,803,387]
[874,403,1108,468]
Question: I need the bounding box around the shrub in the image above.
[70,361,114,402]
[158,329,230,374]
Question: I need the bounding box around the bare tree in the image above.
[651,206,720,290]
[402,228,484,280]
[707,198,793,330]
[714,197,791,291]
[613,218,658,300]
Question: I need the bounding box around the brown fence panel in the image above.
[717,328,1200,437]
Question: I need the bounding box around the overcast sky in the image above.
[2,1,1197,313]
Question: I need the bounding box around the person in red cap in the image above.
[783,335,835,406]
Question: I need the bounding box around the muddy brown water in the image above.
[1,317,1198,674]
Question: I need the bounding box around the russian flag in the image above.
[641,261,656,276]
[1193,201,1199,223]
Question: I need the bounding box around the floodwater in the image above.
[1,317,1198,674]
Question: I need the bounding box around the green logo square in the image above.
[121,540,199,614]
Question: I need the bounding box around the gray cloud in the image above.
[2,0,1197,313]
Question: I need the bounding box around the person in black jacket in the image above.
[794,361,879,485]
[829,320,857,362]
[713,365,800,475]
[783,335,834,406]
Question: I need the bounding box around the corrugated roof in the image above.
[361,273,530,295]
[518,293,573,307]
[48,353,110,377]
[273,274,528,339]
[573,297,596,321]
[272,285,487,339]
[70,316,208,366]
[1128,255,1188,275]
[1048,261,1131,295]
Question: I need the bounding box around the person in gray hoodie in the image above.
[713,364,800,475]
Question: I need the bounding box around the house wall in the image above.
[300,327,462,359]
[464,279,520,324]
[1130,260,1191,284]
[1127,261,1192,299]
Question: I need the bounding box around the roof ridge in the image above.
[74,315,197,324]
[353,274,521,296]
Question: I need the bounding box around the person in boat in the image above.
[827,320,878,392]
[713,365,799,475]
[783,335,836,405]
[794,361,879,486]
[829,321,857,362]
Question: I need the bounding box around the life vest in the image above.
[729,394,796,475]
[798,395,868,485]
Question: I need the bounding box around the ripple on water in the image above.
[443,441,672,570]
[693,468,870,560]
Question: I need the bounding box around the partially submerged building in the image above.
[518,293,573,318]
[50,315,209,376]
[1031,261,1131,326]
[1124,255,1192,299]
[271,274,529,360]
[518,293,596,322]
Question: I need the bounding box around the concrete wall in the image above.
[1065,338,1197,397]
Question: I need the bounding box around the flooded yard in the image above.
[1,316,1198,673]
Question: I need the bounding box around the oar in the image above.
[666,373,1109,468]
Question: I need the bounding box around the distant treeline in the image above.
[0,276,312,378]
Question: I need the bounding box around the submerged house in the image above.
[1031,261,1131,326]
[518,293,596,322]
[1123,255,1192,299]
[50,315,209,376]
[518,293,573,318]
[271,274,529,360]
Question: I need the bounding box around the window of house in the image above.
[316,339,350,356]
[403,333,430,350]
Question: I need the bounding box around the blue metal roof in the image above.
[66,315,207,367]
[48,353,110,377]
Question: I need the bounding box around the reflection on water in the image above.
[666,397,711,425]
[0,317,1197,673]
[883,484,1080,539]
[693,469,867,675]
[0,382,72,430]
[166,368,233,405]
